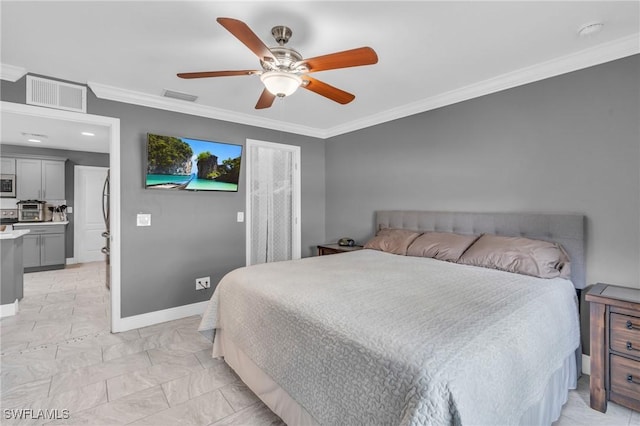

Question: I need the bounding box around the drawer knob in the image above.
[627,320,638,330]
[627,374,640,385]
[626,341,640,352]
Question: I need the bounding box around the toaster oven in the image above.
[18,200,45,222]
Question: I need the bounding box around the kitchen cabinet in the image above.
[13,223,66,271]
[16,158,65,200]
[1,157,16,174]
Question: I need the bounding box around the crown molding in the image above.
[323,33,640,138]
[0,63,27,82]
[87,82,327,139]
[19,32,635,140]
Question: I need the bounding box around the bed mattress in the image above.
[199,249,580,425]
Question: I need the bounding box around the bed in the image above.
[199,211,585,425]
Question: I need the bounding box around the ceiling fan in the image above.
[177,17,378,109]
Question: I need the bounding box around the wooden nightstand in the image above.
[317,243,364,256]
[586,283,640,413]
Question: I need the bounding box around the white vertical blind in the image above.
[248,143,296,265]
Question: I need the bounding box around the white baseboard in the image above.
[582,354,590,376]
[0,299,19,317]
[112,301,209,333]
[66,257,77,265]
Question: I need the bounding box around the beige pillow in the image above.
[458,234,571,279]
[407,232,480,262]
[364,228,422,255]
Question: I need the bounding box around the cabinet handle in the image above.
[626,320,638,330]
[627,375,640,385]
[626,341,640,352]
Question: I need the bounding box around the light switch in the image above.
[66,206,73,214]
[137,213,151,227]
[237,212,244,222]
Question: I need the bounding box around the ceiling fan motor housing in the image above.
[271,25,292,45]
[262,46,304,71]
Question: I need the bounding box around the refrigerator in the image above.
[102,170,110,290]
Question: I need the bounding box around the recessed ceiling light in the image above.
[81,132,95,136]
[578,22,604,37]
[28,139,42,143]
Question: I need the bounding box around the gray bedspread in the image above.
[199,249,580,425]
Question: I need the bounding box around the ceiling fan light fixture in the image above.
[260,71,302,97]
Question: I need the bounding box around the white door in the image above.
[74,166,108,263]
[246,139,301,265]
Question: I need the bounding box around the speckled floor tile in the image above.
[45,385,168,425]
[161,362,239,407]
[130,389,233,426]
[210,402,286,426]
[3,381,108,425]
[106,352,202,401]
[219,382,261,411]
[49,351,151,394]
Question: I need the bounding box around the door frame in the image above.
[245,138,301,265]
[73,165,109,264]
[1,101,122,333]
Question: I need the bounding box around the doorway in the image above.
[1,101,121,332]
[245,139,301,265]
[74,166,109,263]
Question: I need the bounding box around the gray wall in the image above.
[325,54,640,354]
[0,144,109,259]
[87,92,325,318]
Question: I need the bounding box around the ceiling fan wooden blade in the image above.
[177,70,258,79]
[299,47,378,73]
[301,76,355,104]
[217,17,277,63]
[255,89,276,109]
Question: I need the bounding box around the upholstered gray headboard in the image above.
[375,211,586,290]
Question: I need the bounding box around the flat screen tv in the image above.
[145,133,242,192]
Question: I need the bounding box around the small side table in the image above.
[585,283,640,413]
[317,243,364,256]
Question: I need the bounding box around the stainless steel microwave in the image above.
[0,174,16,198]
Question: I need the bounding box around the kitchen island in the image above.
[0,229,30,317]
[13,221,68,272]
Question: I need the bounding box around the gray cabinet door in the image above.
[16,159,42,199]
[40,233,65,266]
[22,234,41,268]
[1,157,16,174]
[42,160,65,200]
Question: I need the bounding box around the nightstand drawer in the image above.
[610,313,640,355]
[317,244,363,256]
[610,354,640,399]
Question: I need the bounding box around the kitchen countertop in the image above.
[13,221,69,226]
[0,229,30,240]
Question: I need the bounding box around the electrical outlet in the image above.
[137,213,151,227]
[195,276,210,290]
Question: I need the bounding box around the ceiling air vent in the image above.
[162,89,198,102]
[26,75,87,113]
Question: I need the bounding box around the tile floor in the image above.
[1,262,637,425]
[1,262,282,425]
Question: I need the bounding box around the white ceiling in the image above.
[1,1,639,144]
[1,111,111,153]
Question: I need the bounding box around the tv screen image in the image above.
[145,133,242,192]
